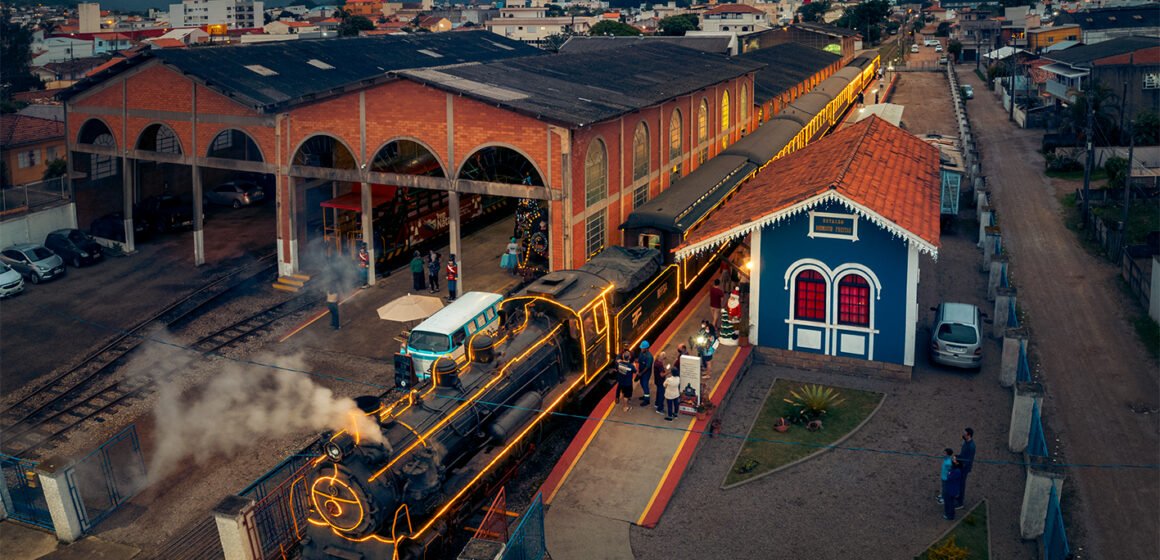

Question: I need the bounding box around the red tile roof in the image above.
[147,38,187,49]
[676,116,942,259]
[1094,46,1160,66]
[705,4,766,16]
[0,114,66,148]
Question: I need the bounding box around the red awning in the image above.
[320,184,397,211]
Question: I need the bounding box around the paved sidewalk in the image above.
[542,283,752,560]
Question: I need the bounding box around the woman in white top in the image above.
[663,369,682,420]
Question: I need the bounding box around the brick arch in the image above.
[135,122,185,154]
[369,136,447,177]
[205,128,266,162]
[291,132,359,169]
[77,117,117,147]
[455,142,546,187]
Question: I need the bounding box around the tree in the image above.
[948,40,963,60]
[935,21,950,37]
[338,14,374,37]
[1133,110,1159,146]
[658,14,697,36]
[1,9,42,100]
[588,20,641,36]
[1067,83,1118,147]
[42,159,67,181]
[797,0,830,23]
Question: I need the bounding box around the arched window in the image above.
[794,270,826,322]
[584,138,607,208]
[739,85,749,135]
[668,109,682,184]
[697,99,709,164]
[720,90,730,149]
[838,274,871,327]
[632,122,649,207]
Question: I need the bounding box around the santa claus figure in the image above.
[727,287,742,322]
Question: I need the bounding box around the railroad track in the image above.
[0,255,299,458]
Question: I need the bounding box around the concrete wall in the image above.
[0,203,78,247]
[1151,257,1159,323]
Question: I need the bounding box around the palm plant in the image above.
[783,384,845,424]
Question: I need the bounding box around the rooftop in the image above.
[64,32,541,112]
[559,35,733,56]
[675,116,941,259]
[1054,5,1160,31]
[704,4,766,16]
[737,42,842,104]
[793,21,861,38]
[1043,35,1157,66]
[399,43,764,128]
[0,114,66,148]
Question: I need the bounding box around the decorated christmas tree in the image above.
[720,288,741,346]
[513,198,549,276]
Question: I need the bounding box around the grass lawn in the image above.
[724,379,883,487]
[915,501,990,560]
[1092,197,1160,246]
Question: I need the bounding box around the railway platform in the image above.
[539,280,753,560]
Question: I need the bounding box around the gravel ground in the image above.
[629,70,1036,559]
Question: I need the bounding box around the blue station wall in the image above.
[757,200,912,365]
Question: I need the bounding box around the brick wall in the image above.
[758,347,912,382]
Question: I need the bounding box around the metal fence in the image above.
[1043,486,1071,560]
[1028,401,1049,458]
[65,424,147,531]
[0,177,70,221]
[0,453,54,529]
[1122,252,1153,314]
[474,487,511,542]
[502,492,546,560]
[239,443,321,560]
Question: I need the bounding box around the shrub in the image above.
[928,536,970,560]
[1045,152,1083,173]
[783,384,845,424]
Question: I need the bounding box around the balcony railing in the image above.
[1045,79,1076,102]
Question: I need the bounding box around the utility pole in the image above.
[1007,48,1015,122]
[1081,99,1095,221]
[1121,120,1135,233]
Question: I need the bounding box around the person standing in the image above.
[653,351,668,414]
[636,341,653,407]
[446,254,459,301]
[427,251,441,294]
[615,351,636,413]
[709,279,724,329]
[357,243,370,288]
[936,447,954,505]
[663,366,681,421]
[957,428,976,509]
[409,251,426,292]
[942,460,963,520]
[697,320,718,378]
[326,287,340,330]
[501,237,519,275]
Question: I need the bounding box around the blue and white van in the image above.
[405,291,504,378]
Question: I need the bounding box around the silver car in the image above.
[205,181,266,208]
[929,302,984,369]
[0,243,66,284]
[0,262,25,297]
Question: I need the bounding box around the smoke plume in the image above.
[149,353,382,480]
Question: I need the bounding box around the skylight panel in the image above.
[417,49,444,58]
[307,59,335,70]
[244,64,278,77]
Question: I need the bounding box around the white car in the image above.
[0,262,24,297]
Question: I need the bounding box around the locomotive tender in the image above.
[298,52,880,559]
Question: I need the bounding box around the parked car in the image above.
[910,44,919,53]
[205,180,265,208]
[0,243,65,284]
[935,44,944,52]
[44,229,104,268]
[929,302,985,369]
[939,55,949,65]
[138,194,197,233]
[90,212,148,243]
[961,84,974,99]
[0,262,25,298]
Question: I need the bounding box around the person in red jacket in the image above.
[446,254,459,301]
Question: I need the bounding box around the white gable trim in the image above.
[674,190,939,261]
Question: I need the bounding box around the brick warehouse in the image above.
[61,32,767,280]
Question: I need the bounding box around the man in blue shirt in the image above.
[616,351,635,413]
[636,341,653,407]
[956,427,976,509]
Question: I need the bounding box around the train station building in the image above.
[676,116,942,375]
[61,32,764,284]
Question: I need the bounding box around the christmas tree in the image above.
[719,308,738,346]
[514,198,549,276]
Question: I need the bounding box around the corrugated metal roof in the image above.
[399,43,764,127]
[1042,35,1156,66]
[737,42,842,104]
[559,35,733,55]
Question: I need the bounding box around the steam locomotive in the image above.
[297,52,880,559]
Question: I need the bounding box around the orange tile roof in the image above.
[705,4,766,16]
[1095,46,1160,66]
[676,116,942,259]
[0,114,66,148]
[147,38,187,49]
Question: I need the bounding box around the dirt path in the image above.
[957,68,1160,557]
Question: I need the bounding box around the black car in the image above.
[44,229,104,267]
[90,212,148,243]
[138,194,197,233]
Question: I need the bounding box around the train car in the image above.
[299,248,677,560]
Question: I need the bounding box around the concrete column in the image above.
[978,209,993,248]
[360,181,375,287]
[192,162,205,266]
[987,255,1008,301]
[122,158,137,253]
[999,328,1027,388]
[1008,381,1043,453]
[0,472,12,521]
[994,287,1016,338]
[213,495,258,560]
[975,190,987,219]
[1020,457,1065,539]
[35,456,85,543]
[449,190,461,291]
[982,226,1000,271]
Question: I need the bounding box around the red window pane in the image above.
[794,270,826,321]
[838,274,870,326]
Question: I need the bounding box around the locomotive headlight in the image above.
[325,441,345,462]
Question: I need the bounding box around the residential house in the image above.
[168,0,264,29]
[0,114,66,188]
[417,16,452,32]
[1026,24,1081,53]
[344,0,383,18]
[265,20,320,34]
[33,57,109,88]
[699,4,770,34]
[1054,5,1160,44]
[1039,35,1159,121]
[486,13,596,47]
